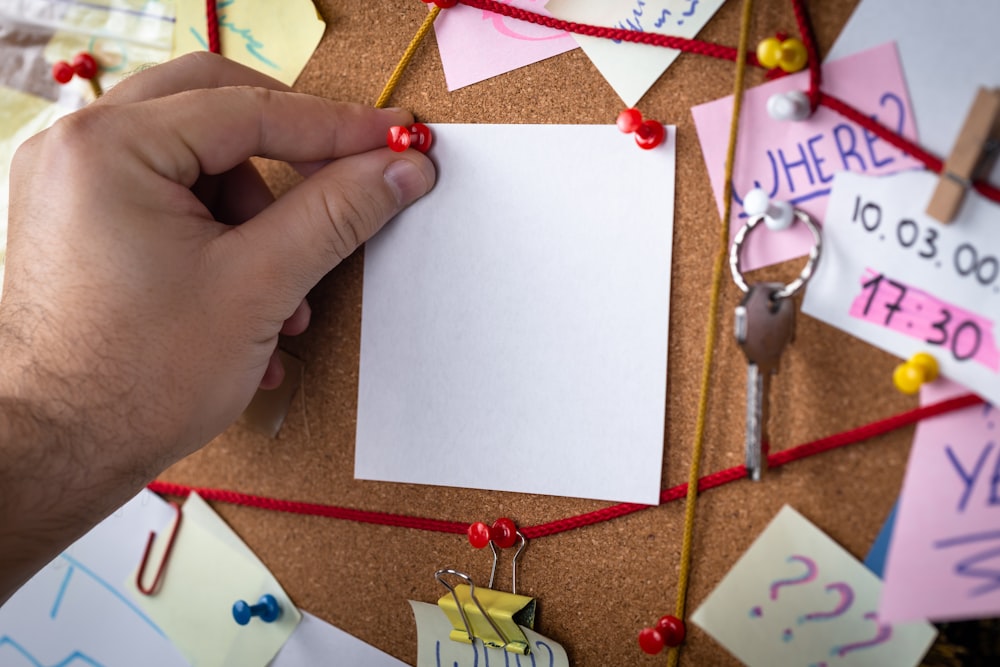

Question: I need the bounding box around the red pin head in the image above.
[637,626,664,655]
[52,60,75,84]
[387,123,433,153]
[71,52,98,80]
[421,0,458,6]
[634,119,665,150]
[467,521,491,549]
[490,517,518,549]
[616,108,643,134]
[655,615,685,647]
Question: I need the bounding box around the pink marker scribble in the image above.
[849,268,1000,371]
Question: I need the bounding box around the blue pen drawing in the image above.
[188,0,279,70]
[612,0,702,39]
[45,0,176,24]
[0,636,104,667]
[433,638,558,667]
[732,91,907,215]
[933,530,1000,597]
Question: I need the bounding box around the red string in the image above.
[456,0,759,66]
[206,0,221,54]
[455,0,1000,207]
[148,393,982,540]
[789,0,821,111]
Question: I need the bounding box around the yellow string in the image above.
[666,0,755,665]
[375,6,441,109]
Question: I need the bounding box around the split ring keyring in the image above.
[729,209,823,300]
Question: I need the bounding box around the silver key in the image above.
[735,283,796,481]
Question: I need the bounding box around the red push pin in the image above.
[52,52,103,98]
[387,123,433,153]
[490,517,518,549]
[637,615,686,654]
[467,521,492,549]
[616,108,666,150]
[420,0,458,7]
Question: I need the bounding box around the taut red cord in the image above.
[206,0,220,54]
[148,392,982,540]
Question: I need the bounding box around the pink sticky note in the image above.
[691,42,921,271]
[432,0,576,90]
[880,379,1000,623]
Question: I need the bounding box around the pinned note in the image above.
[691,505,936,667]
[432,0,575,90]
[272,612,407,667]
[171,0,324,86]
[410,600,568,667]
[691,42,920,271]
[545,0,725,107]
[0,490,189,667]
[880,380,1000,623]
[128,492,301,667]
[801,170,1000,407]
[356,123,675,505]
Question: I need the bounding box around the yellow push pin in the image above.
[892,352,940,395]
[756,36,808,73]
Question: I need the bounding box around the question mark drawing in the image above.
[985,403,995,430]
[749,554,818,618]
[797,582,854,625]
[829,612,893,658]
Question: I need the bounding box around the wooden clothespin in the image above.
[926,87,1000,223]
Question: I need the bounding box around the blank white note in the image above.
[356,124,675,504]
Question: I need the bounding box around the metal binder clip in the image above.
[435,530,536,655]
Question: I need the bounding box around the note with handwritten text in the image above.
[692,42,920,270]
[802,170,1000,407]
[546,0,724,107]
[433,0,575,90]
[691,505,936,667]
[410,600,568,667]
[128,492,301,667]
[880,380,1000,622]
[172,0,324,86]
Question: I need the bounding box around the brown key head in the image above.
[734,282,796,370]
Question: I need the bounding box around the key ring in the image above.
[729,209,822,300]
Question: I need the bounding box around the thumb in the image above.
[229,147,435,300]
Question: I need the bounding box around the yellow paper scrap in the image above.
[171,0,324,85]
[127,492,301,667]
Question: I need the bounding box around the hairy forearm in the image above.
[0,324,152,605]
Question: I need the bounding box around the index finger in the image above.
[97,52,291,106]
[108,86,414,186]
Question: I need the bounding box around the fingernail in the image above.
[384,159,433,208]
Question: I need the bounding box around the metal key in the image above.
[735,282,796,481]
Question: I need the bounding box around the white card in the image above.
[546,0,725,107]
[802,171,1000,406]
[357,124,675,504]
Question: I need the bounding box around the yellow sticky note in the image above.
[172,0,325,85]
[127,492,301,667]
[691,505,936,667]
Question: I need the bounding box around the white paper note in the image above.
[272,611,407,667]
[356,124,675,504]
[410,600,569,667]
[691,506,936,667]
[801,171,1000,406]
[0,491,189,667]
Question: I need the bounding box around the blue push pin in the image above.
[232,594,282,626]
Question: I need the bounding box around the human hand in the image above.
[0,52,434,512]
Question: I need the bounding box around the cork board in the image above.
[157,1,943,665]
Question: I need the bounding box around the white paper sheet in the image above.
[272,612,408,667]
[356,123,675,504]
